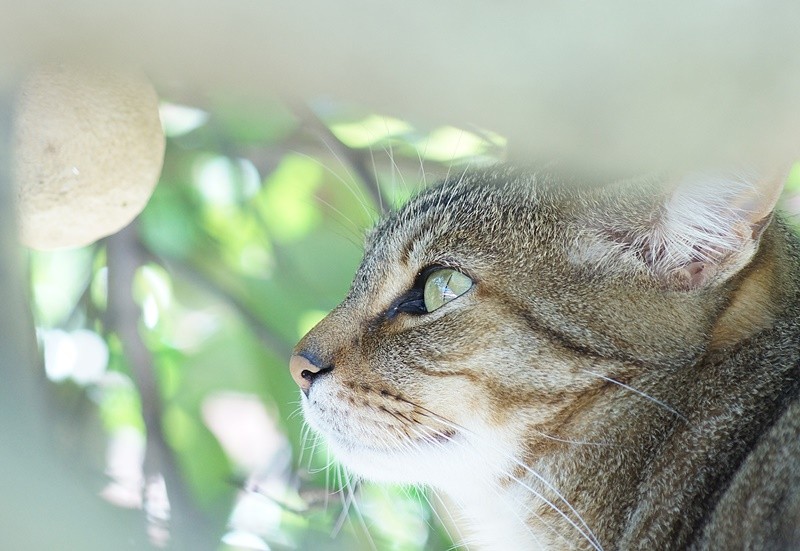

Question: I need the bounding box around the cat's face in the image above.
[292,166,776,492]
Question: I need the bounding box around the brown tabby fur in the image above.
[293,166,800,550]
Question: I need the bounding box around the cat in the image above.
[289,165,800,550]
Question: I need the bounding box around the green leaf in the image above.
[254,155,325,243]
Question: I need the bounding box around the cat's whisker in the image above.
[306,431,324,472]
[309,195,366,251]
[406,422,563,550]
[380,118,410,203]
[415,138,430,190]
[309,446,337,475]
[249,190,366,259]
[323,443,332,514]
[296,421,311,470]
[365,144,383,208]
[349,118,390,214]
[302,437,316,472]
[314,132,377,217]
[365,406,469,534]
[399,399,603,551]
[442,155,455,191]
[434,161,475,239]
[384,130,399,207]
[412,485,464,551]
[426,488,470,551]
[377,140,412,205]
[342,472,378,551]
[330,463,350,538]
[581,370,687,422]
[290,149,377,223]
[530,427,612,447]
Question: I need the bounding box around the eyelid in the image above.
[413,261,472,286]
[413,265,445,288]
[384,287,424,319]
[383,262,474,320]
[392,265,473,317]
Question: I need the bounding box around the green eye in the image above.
[423,269,473,312]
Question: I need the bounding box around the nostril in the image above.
[301,369,316,383]
[290,354,332,395]
[301,365,332,386]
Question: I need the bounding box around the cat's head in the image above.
[290,166,784,488]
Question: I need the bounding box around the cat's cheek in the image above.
[298,380,339,440]
[299,382,340,435]
[299,395,323,435]
[298,401,411,483]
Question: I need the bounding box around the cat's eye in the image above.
[423,269,473,312]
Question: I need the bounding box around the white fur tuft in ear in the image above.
[655,173,758,272]
[654,170,785,286]
[573,169,787,289]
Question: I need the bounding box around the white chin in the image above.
[301,389,478,487]
[322,432,466,486]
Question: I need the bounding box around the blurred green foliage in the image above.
[26,97,800,551]
[28,98,502,551]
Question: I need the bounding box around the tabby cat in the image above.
[289,166,800,550]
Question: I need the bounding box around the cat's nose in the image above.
[289,354,328,395]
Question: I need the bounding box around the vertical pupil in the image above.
[442,272,455,300]
[423,268,471,313]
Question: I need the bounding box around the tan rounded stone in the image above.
[13,64,165,250]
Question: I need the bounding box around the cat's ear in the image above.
[576,169,788,289]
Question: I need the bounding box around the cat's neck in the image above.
[441,219,800,550]
[439,436,609,550]
[435,434,571,550]
[443,479,546,550]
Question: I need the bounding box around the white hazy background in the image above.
[2,1,800,169]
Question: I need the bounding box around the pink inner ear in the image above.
[683,261,711,288]
[573,170,786,291]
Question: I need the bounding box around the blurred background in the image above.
[5,3,800,550]
[18,94,800,550]
[21,97,512,551]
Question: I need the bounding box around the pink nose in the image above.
[289,354,324,394]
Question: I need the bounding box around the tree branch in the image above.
[160,256,294,360]
[291,102,386,213]
[0,81,148,551]
[106,222,220,550]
